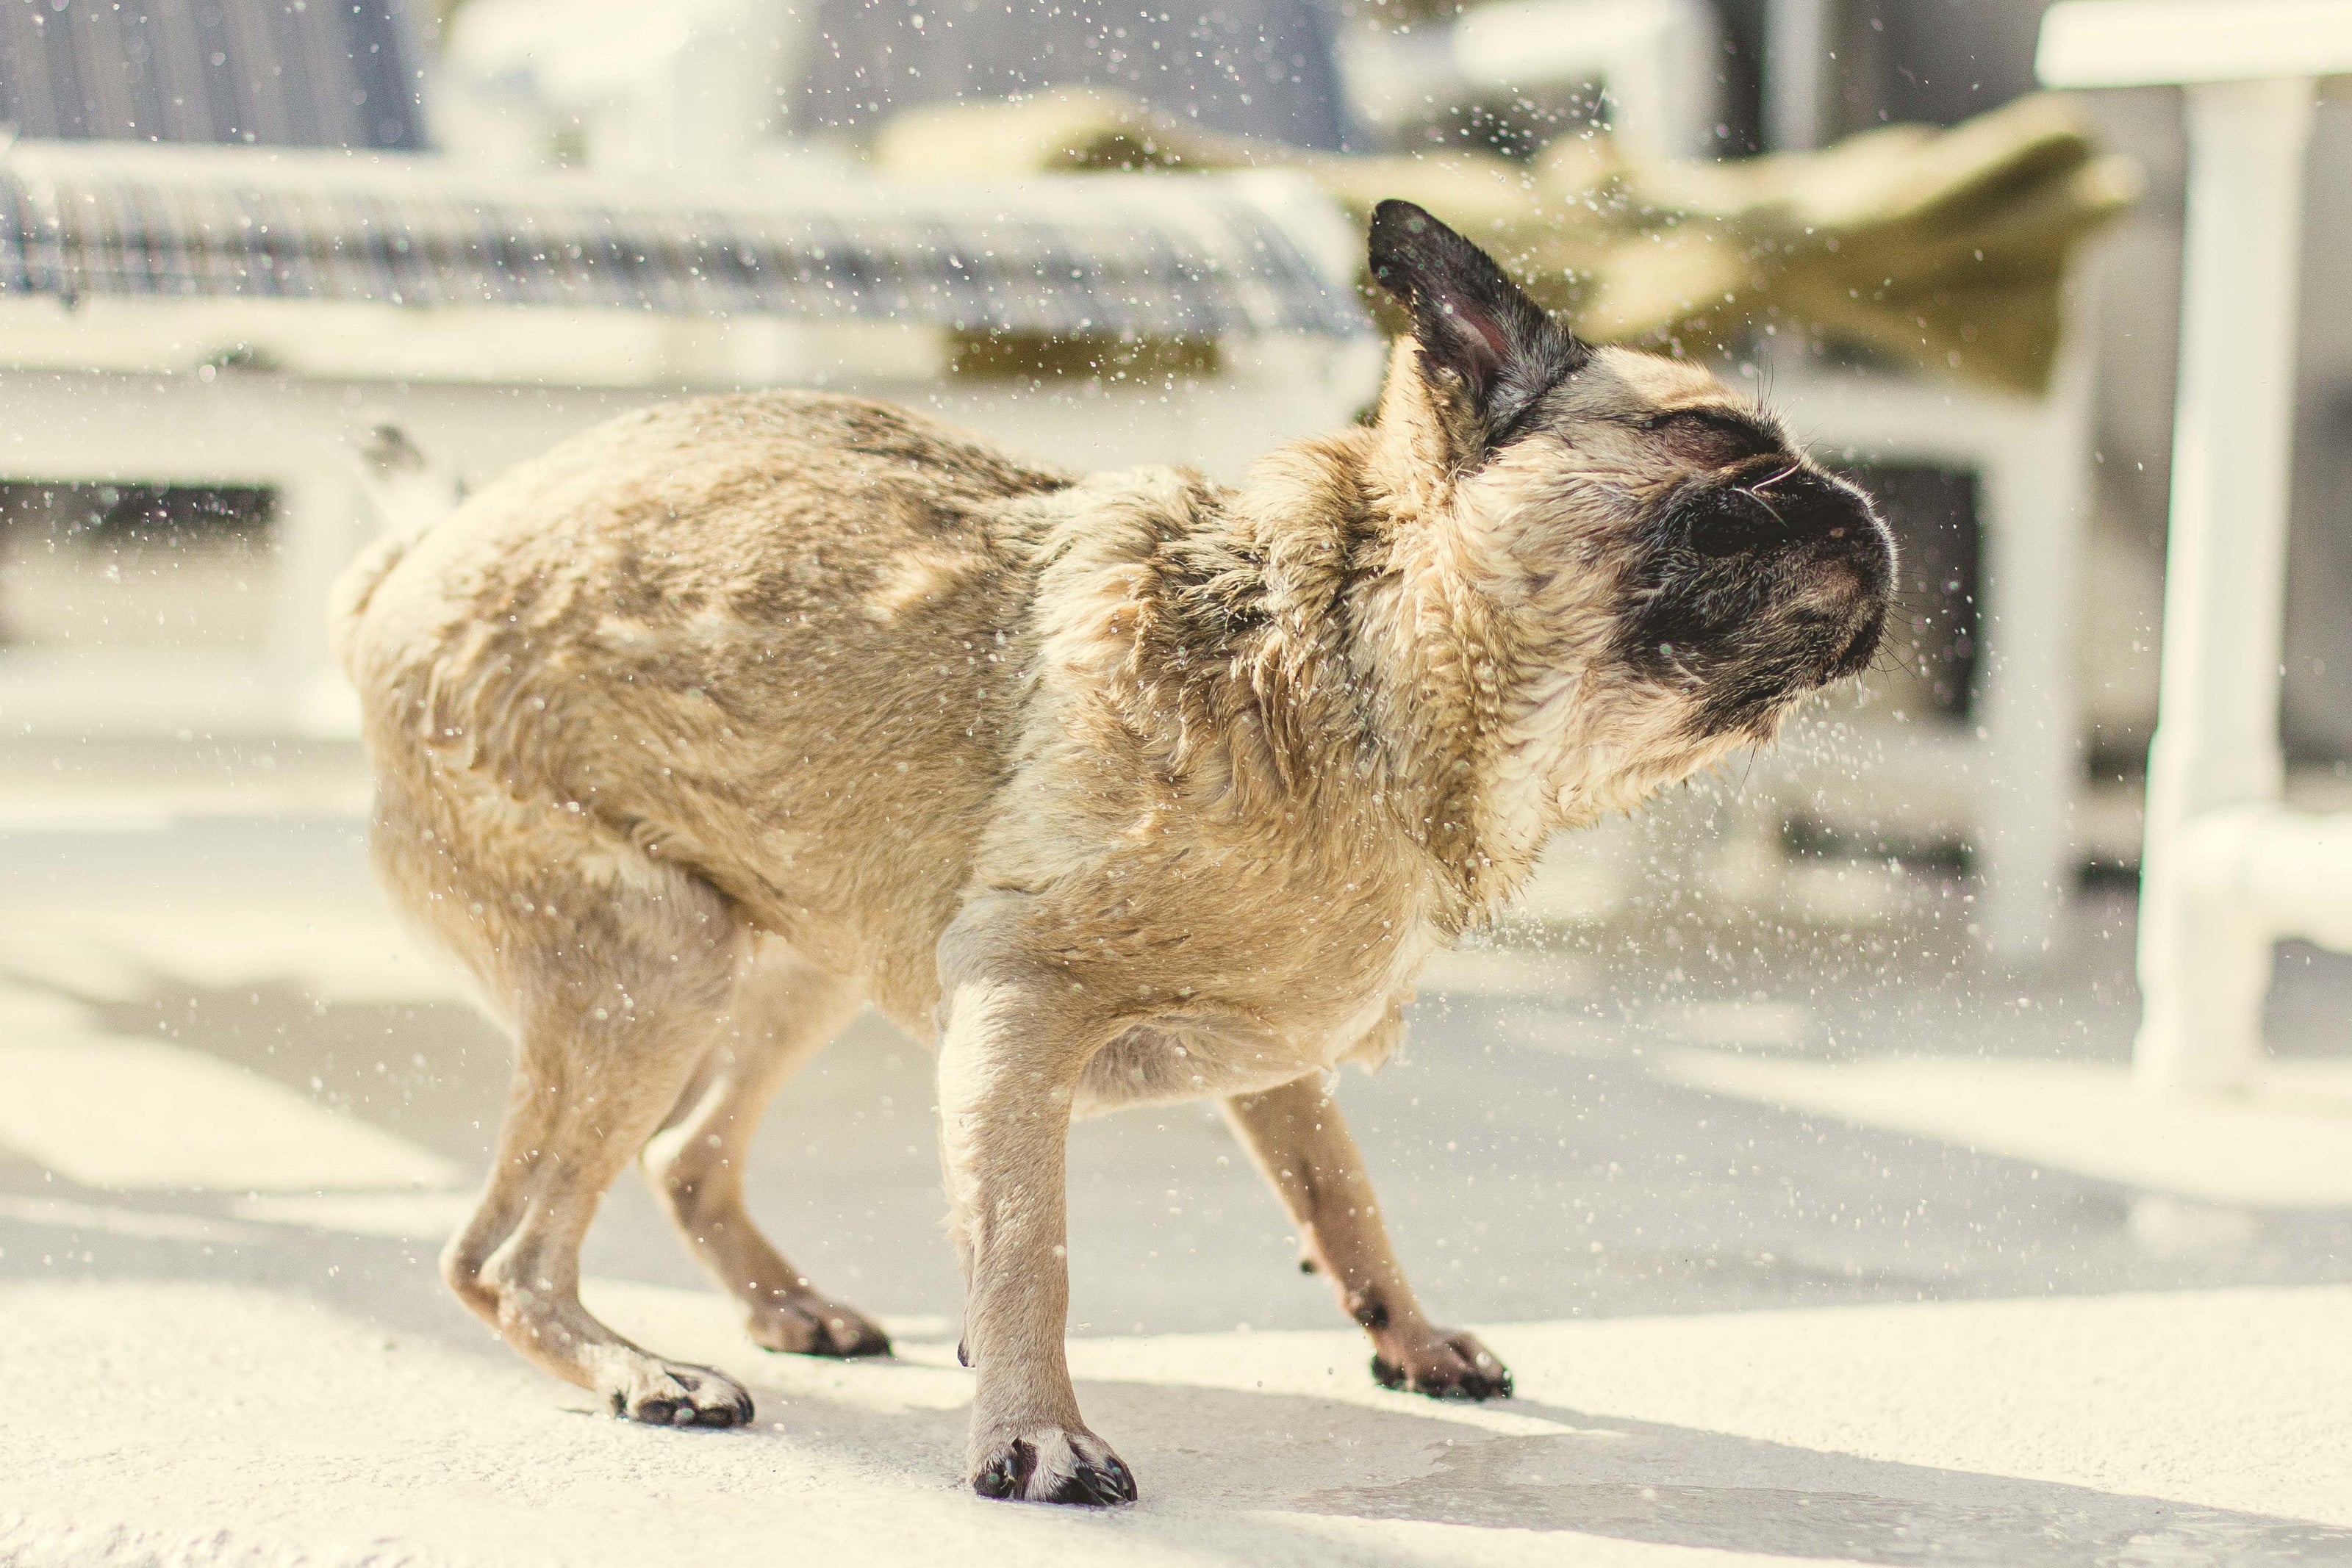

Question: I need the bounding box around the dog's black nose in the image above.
[1685,467,1875,560]
[1685,488,1793,557]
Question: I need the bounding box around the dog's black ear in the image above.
[1367,199,1588,439]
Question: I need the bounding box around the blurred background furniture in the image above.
[1341,0,1721,160]
[1739,325,2096,960]
[446,0,1364,170]
[449,0,1724,171]
[0,0,2118,964]
[1762,0,1836,151]
[0,1,1376,741]
[0,0,427,150]
[2040,0,2352,1087]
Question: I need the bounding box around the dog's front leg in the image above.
[936,936,1138,1506]
[1225,1073,1513,1400]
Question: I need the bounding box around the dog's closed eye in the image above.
[1642,408,1782,467]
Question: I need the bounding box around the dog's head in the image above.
[1363,200,1894,819]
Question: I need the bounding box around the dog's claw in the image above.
[1094,1455,1140,1503]
[1050,1462,1135,1507]
[974,1439,1034,1500]
[969,1425,1136,1506]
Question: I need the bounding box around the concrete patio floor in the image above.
[1,803,2348,1565]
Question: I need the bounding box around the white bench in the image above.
[0,148,1377,741]
[2038,0,2352,1088]
[1738,327,2098,962]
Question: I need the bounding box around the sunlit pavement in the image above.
[3,805,2351,1565]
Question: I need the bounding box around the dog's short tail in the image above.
[329,424,465,677]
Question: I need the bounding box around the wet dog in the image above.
[334,201,1891,1505]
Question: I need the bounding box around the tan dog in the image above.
[334,201,1891,1505]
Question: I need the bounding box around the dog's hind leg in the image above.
[404,815,760,1427]
[1224,1073,1513,1401]
[639,938,890,1359]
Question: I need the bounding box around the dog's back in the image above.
[337,390,1077,1018]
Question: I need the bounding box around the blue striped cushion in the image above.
[0,148,1369,342]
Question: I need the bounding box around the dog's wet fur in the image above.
[336,201,1891,1503]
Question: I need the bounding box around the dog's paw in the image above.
[969,1423,1138,1506]
[601,1358,756,1428]
[745,1295,892,1359]
[1371,1328,1513,1401]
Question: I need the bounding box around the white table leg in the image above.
[268,461,366,713]
[1974,337,2093,962]
[1764,0,1835,151]
[2135,76,2315,1092]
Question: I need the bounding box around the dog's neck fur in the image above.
[1121,342,1591,937]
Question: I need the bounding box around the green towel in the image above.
[874,90,2139,395]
